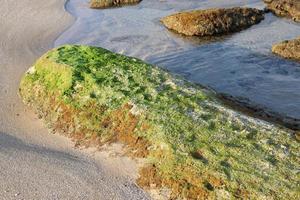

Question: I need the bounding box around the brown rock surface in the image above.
[90,0,141,9]
[161,7,264,36]
[272,37,300,61]
[264,0,300,22]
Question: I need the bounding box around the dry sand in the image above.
[0,0,150,199]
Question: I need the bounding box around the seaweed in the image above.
[20,45,300,199]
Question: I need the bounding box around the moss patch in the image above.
[20,45,299,199]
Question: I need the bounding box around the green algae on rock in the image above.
[20,45,299,199]
[272,37,300,61]
[264,0,300,22]
[90,0,141,9]
[161,7,265,36]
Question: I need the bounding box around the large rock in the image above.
[264,0,300,22]
[272,37,300,61]
[20,45,299,199]
[90,0,141,9]
[161,7,264,36]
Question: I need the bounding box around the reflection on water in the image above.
[56,0,300,120]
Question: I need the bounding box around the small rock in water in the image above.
[272,37,300,61]
[161,7,264,36]
[264,0,300,22]
[89,0,142,9]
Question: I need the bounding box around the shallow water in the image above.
[56,0,300,120]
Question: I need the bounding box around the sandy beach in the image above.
[1,0,299,199]
[0,0,150,199]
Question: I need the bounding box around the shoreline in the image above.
[56,0,300,132]
[219,93,300,131]
[0,0,150,199]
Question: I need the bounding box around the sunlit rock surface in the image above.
[272,36,300,61]
[264,0,300,22]
[20,45,299,199]
[161,7,264,36]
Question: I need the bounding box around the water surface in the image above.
[56,0,300,121]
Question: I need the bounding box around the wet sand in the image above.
[0,0,150,199]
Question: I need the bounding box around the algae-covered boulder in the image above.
[90,0,141,9]
[272,37,300,61]
[20,45,299,199]
[161,7,264,36]
[264,0,300,22]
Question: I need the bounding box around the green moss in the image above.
[20,45,299,199]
